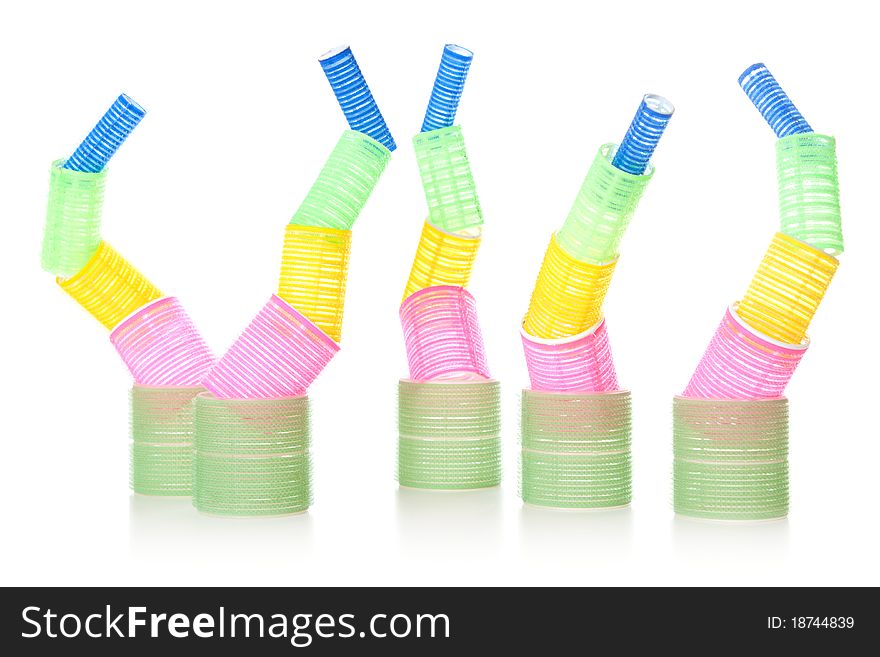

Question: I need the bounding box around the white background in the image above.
[1,0,876,587]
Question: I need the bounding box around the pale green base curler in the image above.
[193,394,312,516]
[398,437,501,490]
[130,443,193,496]
[129,386,203,496]
[556,144,653,264]
[520,389,632,509]
[520,451,632,509]
[412,126,482,234]
[776,133,843,256]
[397,380,501,490]
[673,396,789,521]
[41,159,106,277]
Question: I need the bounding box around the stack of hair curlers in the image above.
[42,95,216,498]
[519,95,673,508]
[196,45,393,515]
[45,46,393,516]
[397,45,502,490]
[674,64,842,520]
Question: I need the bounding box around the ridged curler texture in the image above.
[130,385,203,496]
[131,444,194,497]
[400,285,490,382]
[523,234,617,340]
[521,389,631,454]
[612,94,674,176]
[421,44,474,133]
[111,297,215,387]
[738,63,812,138]
[398,379,501,439]
[521,319,619,393]
[318,46,396,151]
[673,396,789,462]
[683,305,807,400]
[193,394,312,516]
[202,295,339,400]
[556,144,653,264]
[673,396,789,520]
[65,94,146,173]
[520,451,632,509]
[403,220,481,300]
[57,241,162,330]
[776,133,843,255]
[520,389,632,509]
[41,160,106,277]
[397,437,501,490]
[291,130,391,230]
[413,126,483,234]
[277,224,352,343]
[737,232,838,344]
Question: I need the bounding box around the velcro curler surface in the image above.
[402,220,481,300]
[520,389,632,509]
[556,143,653,264]
[776,133,843,256]
[398,379,500,439]
[202,295,339,400]
[111,297,215,387]
[130,385,203,496]
[291,130,391,231]
[673,396,789,462]
[521,319,619,393]
[397,437,501,490]
[277,224,352,343]
[520,389,631,454]
[193,394,312,516]
[523,234,617,339]
[131,385,204,443]
[400,285,490,382]
[41,160,106,277]
[673,396,789,521]
[520,450,632,509]
[737,232,838,344]
[413,126,483,234]
[57,241,163,330]
[131,443,194,497]
[683,305,808,400]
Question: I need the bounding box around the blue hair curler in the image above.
[738,63,812,138]
[612,94,674,176]
[421,44,474,133]
[64,94,145,173]
[319,45,396,151]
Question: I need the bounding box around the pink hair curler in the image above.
[400,285,490,382]
[203,295,340,399]
[110,297,215,387]
[683,304,808,400]
[521,318,619,393]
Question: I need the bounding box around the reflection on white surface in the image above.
[395,487,504,559]
[672,515,790,566]
[129,495,315,576]
[519,504,634,562]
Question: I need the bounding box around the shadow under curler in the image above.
[394,487,503,558]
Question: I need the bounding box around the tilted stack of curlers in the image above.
[42,95,216,498]
[397,45,502,490]
[196,45,393,515]
[675,63,842,521]
[44,46,393,516]
[520,95,673,508]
